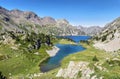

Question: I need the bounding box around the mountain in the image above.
[56,19,69,26]
[94,17,120,52]
[10,9,43,25]
[77,26,103,35]
[0,6,103,36]
[41,17,56,25]
[0,6,86,35]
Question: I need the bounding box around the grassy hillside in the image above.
[0,32,54,78]
[1,34,120,79]
[32,40,120,79]
[61,41,120,78]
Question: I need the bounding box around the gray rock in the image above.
[56,61,95,79]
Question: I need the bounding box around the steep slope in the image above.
[10,9,43,25]
[41,17,56,25]
[0,7,22,32]
[94,17,120,52]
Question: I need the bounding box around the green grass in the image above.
[54,38,76,45]
[1,38,120,79]
[32,40,120,79]
[61,42,120,78]
[58,39,76,45]
[61,42,110,67]
[0,44,50,78]
[34,68,63,79]
[0,26,2,30]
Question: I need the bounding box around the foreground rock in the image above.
[56,61,96,79]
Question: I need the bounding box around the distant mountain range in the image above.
[0,6,102,36]
[77,26,102,36]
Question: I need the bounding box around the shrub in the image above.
[77,71,82,78]
[92,55,99,62]
[101,35,107,42]
[0,71,7,79]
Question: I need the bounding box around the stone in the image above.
[56,68,64,77]
[56,61,94,79]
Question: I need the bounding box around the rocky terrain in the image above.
[77,26,102,35]
[2,6,120,79]
[93,17,120,52]
[55,17,120,79]
[46,46,60,57]
[56,61,94,79]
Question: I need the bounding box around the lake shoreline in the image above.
[40,36,90,72]
[46,46,60,57]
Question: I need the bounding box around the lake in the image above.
[40,36,91,72]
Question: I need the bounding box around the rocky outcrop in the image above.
[94,17,120,52]
[56,61,97,79]
[46,46,60,57]
[26,73,43,79]
[94,38,120,52]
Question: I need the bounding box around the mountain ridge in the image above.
[0,6,102,36]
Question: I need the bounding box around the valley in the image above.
[0,5,120,79]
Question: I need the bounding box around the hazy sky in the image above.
[0,0,120,27]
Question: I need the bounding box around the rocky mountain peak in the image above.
[10,10,38,19]
[103,17,120,31]
[42,16,55,20]
[0,6,9,14]
[0,6,102,36]
[10,9,22,13]
[57,19,69,25]
[23,11,38,19]
[41,16,56,25]
[0,6,8,11]
[56,19,70,27]
[9,9,42,25]
[10,9,23,17]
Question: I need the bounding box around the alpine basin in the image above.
[40,36,91,72]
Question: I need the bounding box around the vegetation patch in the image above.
[61,41,120,78]
[0,31,54,78]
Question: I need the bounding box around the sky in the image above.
[0,0,120,27]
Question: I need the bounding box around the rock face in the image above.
[56,19,69,26]
[77,26,103,35]
[41,17,56,25]
[10,10,42,25]
[56,61,95,79]
[94,17,120,52]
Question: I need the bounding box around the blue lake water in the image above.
[40,36,90,72]
[63,36,91,43]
